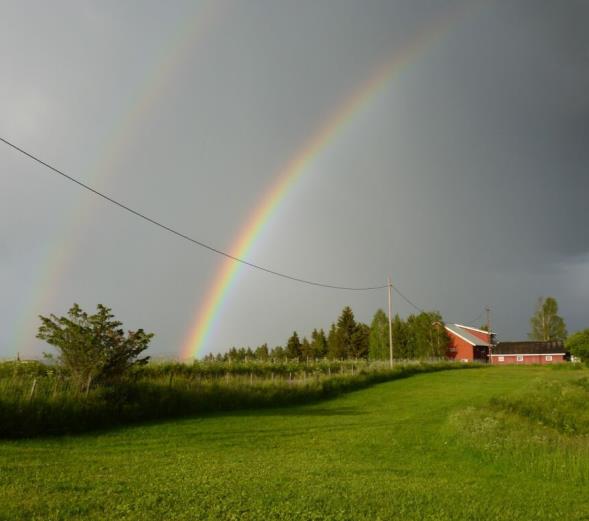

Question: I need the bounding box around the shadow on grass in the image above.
[0,364,485,441]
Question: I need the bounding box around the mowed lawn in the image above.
[1,367,588,520]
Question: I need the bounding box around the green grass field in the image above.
[1,366,588,520]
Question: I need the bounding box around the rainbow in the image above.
[14,1,222,356]
[181,4,473,359]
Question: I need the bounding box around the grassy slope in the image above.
[0,367,587,521]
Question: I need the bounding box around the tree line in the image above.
[204,306,451,362]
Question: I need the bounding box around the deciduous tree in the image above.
[529,297,567,341]
[369,309,389,361]
[565,329,589,362]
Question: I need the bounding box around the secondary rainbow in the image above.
[13,1,221,356]
[181,5,472,359]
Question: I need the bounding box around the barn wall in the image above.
[447,334,474,361]
[490,354,566,365]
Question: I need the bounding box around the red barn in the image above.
[445,324,493,362]
[490,341,567,365]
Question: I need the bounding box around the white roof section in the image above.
[445,324,490,347]
[455,324,494,336]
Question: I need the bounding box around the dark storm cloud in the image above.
[1,0,587,357]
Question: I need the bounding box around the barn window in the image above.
[516,355,524,362]
[498,356,505,362]
[545,355,553,361]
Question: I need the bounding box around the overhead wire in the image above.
[1,136,398,291]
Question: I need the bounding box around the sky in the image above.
[1,0,588,359]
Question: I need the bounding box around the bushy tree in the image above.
[402,312,448,359]
[529,297,567,341]
[37,303,152,387]
[566,329,589,362]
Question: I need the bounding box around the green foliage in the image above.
[326,322,341,359]
[529,297,568,341]
[391,311,449,359]
[37,304,152,387]
[285,331,302,360]
[369,309,389,361]
[566,329,589,362]
[324,306,370,360]
[490,378,589,434]
[310,328,328,358]
[254,343,269,360]
[335,306,358,358]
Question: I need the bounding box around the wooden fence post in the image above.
[85,374,92,397]
[29,378,37,401]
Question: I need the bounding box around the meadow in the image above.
[0,359,469,437]
[1,365,588,520]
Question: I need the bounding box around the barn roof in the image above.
[445,324,490,346]
[493,341,566,355]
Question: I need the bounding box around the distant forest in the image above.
[204,306,451,362]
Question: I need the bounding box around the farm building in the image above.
[445,324,493,362]
[490,341,567,365]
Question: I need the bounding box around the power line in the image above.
[390,283,425,314]
[2,136,393,291]
[465,309,485,326]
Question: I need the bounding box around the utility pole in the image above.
[388,277,393,369]
[486,306,492,364]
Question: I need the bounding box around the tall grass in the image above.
[449,376,589,482]
[0,360,479,438]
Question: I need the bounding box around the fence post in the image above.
[29,378,37,401]
[85,374,92,397]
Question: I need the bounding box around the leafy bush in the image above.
[37,303,152,387]
[566,329,589,363]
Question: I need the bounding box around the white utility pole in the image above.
[486,306,492,363]
[388,276,393,368]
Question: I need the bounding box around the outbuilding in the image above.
[490,341,567,365]
[445,324,493,363]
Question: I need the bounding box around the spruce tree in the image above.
[351,322,370,359]
[327,323,341,360]
[285,331,302,360]
[335,306,357,359]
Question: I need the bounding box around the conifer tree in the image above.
[327,323,341,360]
[255,343,269,360]
[271,346,285,360]
[285,331,302,360]
[351,322,370,359]
[310,328,328,359]
[334,307,356,358]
